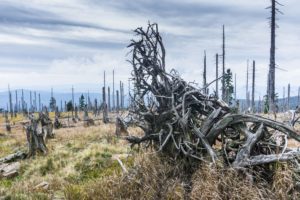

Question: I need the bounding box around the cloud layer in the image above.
[0,0,299,98]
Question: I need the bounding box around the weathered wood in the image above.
[0,162,20,178]
[115,116,128,136]
[25,114,49,157]
[235,150,300,167]
[0,152,26,163]
[124,22,300,170]
[233,123,264,168]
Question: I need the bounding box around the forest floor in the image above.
[0,112,300,199]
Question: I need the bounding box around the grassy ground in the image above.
[0,112,300,199]
[0,113,140,199]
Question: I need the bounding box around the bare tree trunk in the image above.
[72,86,74,117]
[222,25,226,101]
[60,100,62,112]
[34,91,37,112]
[287,83,290,110]
[246,60,249,109]
[203,50,207,94]
[251,61,255,112]
[25,117,48,157]
[120,81,122,109]
[38,93,41,112]
[15,90,18,113]
[108,86,111,112]
[113,70,115,111]
[268,0,281,113]
[116,90,120,114]
[8,85,13,118]
[215,54,219,98]
[234,73,237,100]
[21,89,24,115]
[102,87,108,123]
[282,86,286,112]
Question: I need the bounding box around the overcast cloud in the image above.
[0,0,299,99]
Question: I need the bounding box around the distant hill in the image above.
[0,89,105,110]
[238,96,299,111]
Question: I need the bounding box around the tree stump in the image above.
[25,116,48,157]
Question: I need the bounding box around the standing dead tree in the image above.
[267,0,283,113]
[8,85,13,118]
[203,51,207,94]
[113,70,115,111]
[102,87,109,123]
[125,23,300,171]
[246,60,250,110]
[288,83,291,110]
[221,25,226,101]
[215,54,219,98]
[251,61,256,112]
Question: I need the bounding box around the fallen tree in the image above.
[125,23,300,169]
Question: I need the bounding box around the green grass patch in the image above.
[39,158,55,176]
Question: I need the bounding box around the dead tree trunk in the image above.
[124,23,300,172]
[288,83,290,110]
[282,86,286,112]
[268,0,282,113]
[112,70,115,111]
[120,81,123,109]
[39,111,54,141]
[24,115,51,157]
[34,91,37,112]
[108,86,111,112]
[15,90,18,114]
[128,79,131,107]
[38,93,41,112]
[234,73,237,100]
[115,116,128,137]
[215,54,219,98]
[30,91,32,113]
[251,61,255,112]
[102,87,109,123]
[21,89,24,115]
[74,106,79,120]
[8,85,13,118]
[72,86,75,118]
[116,90,120,114]
[222,25,226,101]
[203,50,207,94]
[246,60,250,110]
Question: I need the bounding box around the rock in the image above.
[34,181,49,190]
[0,162,20,178]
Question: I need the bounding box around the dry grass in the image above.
[0,113,134,199]
[1,112,300,199]
[71,153,186,200]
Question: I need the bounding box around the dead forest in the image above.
[1,0,300,199]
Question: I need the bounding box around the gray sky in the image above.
[0,0,299,99]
